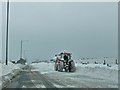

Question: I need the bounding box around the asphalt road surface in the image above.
[2,65,59,88]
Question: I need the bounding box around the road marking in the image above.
[36,84,46,88]
[31,69,39,71]
[22,85,27,88]
[53,84,64,88]
[66,85,75,88]
[31,80,35,82]
[31,80,46,88]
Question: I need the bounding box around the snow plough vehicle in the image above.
[54,51,76,72]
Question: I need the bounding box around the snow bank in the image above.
[74,57,118,82]
[76,63,118,70]
[76,57,118,65]
[1,62,23,76]
[31,62,55,74]
[75,63,118,83]
[0,61,25,89]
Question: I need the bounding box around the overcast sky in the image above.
[1,2,118,63]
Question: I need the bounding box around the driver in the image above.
[64,54,68,64]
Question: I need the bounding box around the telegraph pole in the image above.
[20,40,23,59]
[20,40,28,59]
[23,50,29,60]
[6,0,10,65]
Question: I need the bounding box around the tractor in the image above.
[54,51,76,72]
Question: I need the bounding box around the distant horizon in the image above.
[0,56,118,63]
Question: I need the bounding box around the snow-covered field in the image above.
[31,57,118,88]
[0,61,24,89]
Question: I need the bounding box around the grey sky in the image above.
[2,2,118,63]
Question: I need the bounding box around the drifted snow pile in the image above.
[74,57,118,83]
[75,63,118,82]
[31,62,55,74]
[0,61,24,89]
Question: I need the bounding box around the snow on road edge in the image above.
[0,62,25,89]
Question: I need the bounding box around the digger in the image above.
[54,51,76,72]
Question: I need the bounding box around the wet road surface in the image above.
[2,65,58,88]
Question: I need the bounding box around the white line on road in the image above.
[31,69,39,71]
[53,84,64,88]
[36,84,46,88]
[22,85,27,88]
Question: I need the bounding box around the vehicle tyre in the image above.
[69,61,76,72]
[58,61,64,72]
[54,62,58,71]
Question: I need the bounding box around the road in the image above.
[2,65,60,88]
[2,64,118,89]
[2,65,79,89]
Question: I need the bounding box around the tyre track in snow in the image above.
[2,65,60,89]
[30,71,57,88]
[44,72,90,88]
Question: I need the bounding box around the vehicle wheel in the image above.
[65,64,69,72]
[58,61,64,72]
[54,62,58,71]
[69,61,76,72]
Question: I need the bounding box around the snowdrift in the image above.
[0,61,25,89]
[31,62,55,74]
[75,63,118,82]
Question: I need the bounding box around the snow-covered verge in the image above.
[0,61,25,89]
[74,57,118,83]
[75,63,118,82]
[31,57,118,88]
[75,57,118,65]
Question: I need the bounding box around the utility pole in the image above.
[20,40,28,60]
[6,0,10,65]
[23,50,26,60]
[23,50,29,60]
[20,40,23,59]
